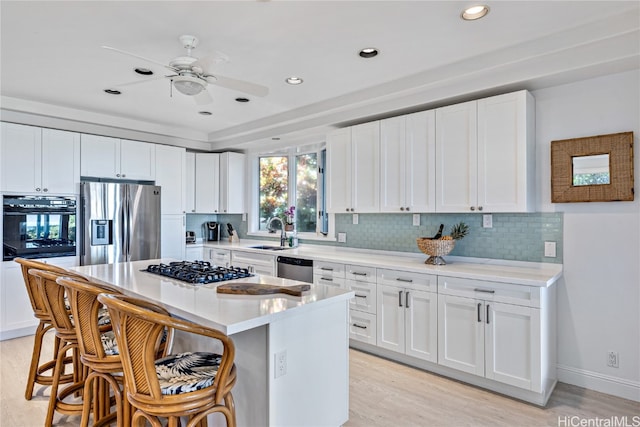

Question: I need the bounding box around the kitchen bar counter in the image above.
[71,259,353,427]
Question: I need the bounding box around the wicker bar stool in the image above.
[14,258,76,400]
[29,268,91,427]
[57,276,174,427]
[98,293,237,427]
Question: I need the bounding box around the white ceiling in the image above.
[1,1,639,151]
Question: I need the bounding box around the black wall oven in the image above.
[2,195,77,261]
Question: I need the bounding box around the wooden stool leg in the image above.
[25,321,47,400]
[45,341,72,427]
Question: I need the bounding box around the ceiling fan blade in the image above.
[191,51,230,74]
[207,74,269,97]
[111,75,172,88]
[102,45,178,73]
[194,88,213,105]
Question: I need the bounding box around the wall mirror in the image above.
[551,132,634,202]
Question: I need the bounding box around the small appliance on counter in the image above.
[205,221,220,241]
[185,231,196,244]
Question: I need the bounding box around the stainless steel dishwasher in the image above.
[277,256,314,284]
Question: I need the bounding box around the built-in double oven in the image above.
[2,195,77,261]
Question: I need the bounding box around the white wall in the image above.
[533,70,640,401]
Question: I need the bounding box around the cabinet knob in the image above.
[43,188,48,192]
[478,206,483,211]
[406,207,410,211]
[122,174,126,178]
[345,208,349,212]
[470,206,475,211]
[35,188,41,192]
[116,174,121,178]
[400,207,404,211]
[350,208,355,212]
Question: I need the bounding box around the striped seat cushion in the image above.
[101,330,119,355]
[155,352,221,395]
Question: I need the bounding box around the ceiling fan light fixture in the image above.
[461,5,489,20]
[286,76,303,85]
[173,75,206,95]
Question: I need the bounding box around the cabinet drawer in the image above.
[349,310,377,345]
[313,261,346,278]
[346,265,376,283]
[347,280,376,314]
[313,274,346,288]
[377,268,437,292]
[437,276,540,308]
[231,251,275,276]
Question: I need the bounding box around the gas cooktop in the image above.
[144,261,253,285]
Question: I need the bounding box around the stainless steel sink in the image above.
[249,245,289,251]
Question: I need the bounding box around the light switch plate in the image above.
[338,232,347,243]
[544,241,556,257]
[352,213,359,225]
[482,214,493,228]
[413,214,420,226]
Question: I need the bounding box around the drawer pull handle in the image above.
[352,272,368,276]
[353,324,367,329]
[405,291,410,308]
[354,294,367,299]
[398,290,403,307]
[321,267,334,271]
[486,304,490,324]
[396,278,413,283]
[321,277,334,281]
[477,303,482,322]
[474,288,495,294]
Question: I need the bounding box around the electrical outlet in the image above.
[607,351,619,368]
[413,214,420,226]
[275,350,287,378]
[353,213,359,225]
[338,232,347,243]
[482,214,493,228]
[242,212,247,221]
[544,241,556,257]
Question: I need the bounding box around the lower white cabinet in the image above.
[185,245,203,262]
[313,260,346,288]
[349,310,377,345]
[204,248,231,268]
[345,265,377,344]
[437,276,547,393]
[376,269,438,362]
[231,251,275,276]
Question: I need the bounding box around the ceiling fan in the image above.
[103,35,269,105]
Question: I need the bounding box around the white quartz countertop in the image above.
[70,259,354,335]
[191,240,563,287]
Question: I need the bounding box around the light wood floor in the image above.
[1,332,638,426]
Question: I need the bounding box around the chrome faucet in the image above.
[267,217,287,247]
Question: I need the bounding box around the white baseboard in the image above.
[0,325,36,342]
[557,364,640,402]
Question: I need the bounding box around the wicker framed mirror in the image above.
[551,132,634,203]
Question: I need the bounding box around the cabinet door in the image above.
[120,140,156,181]
[376,284,405,353]
[185,246,203,262]
[41,129,80,194]
[156,145,186,215]
[81,134,120,178]
[326,128,352,213]
[351,121,380,212]
[0,122,41,193]
[219,152,245,214]
[0,262,38,335]
[160,214,185,260]
[405,289,437,362]
[485,302,540,391]
[435,101,478,212]
[185,152,196,213]
[349,310,377,345]
[195,153,219,213]
[206,248,231,268]
[477,91,533,212]
[405,110,436,213]
[437,294,484,376]
[380,116,406,212]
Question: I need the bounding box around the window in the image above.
[256,148,327,236]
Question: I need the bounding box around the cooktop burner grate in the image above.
[144,261,253,285]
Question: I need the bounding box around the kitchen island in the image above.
[72,259,354,427]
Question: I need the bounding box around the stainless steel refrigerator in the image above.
[80,181,161,265]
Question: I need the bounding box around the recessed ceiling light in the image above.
[235,97,250,103]
[286,77,303,85]
[461,5,489,20]
[134,68,154,76]
[104,89,121,95]
[359,48,379,58]
[198,111,212,116]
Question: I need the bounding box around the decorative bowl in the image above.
[416,238,455,265]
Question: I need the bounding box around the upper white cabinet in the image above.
[155,145,186,215]
[81,134,156,181]
[219,152,245,214]
[1,123,80,194]
[380,110,436,213]
[194,153,220,213]
[435,90,535,213]
[185,152,196,213]
[327,122,380,213]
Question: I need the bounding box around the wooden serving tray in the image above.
[216,283,311,297]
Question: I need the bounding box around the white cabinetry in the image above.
[185,245,203,262]
[204,248,231,268]
[81,135,156,181]
[160,215,185,260]
[1,123,80,194]
[376,269,438,362]
[346,265,377,345]
[437,276,551,392]
[194,153,220,213]
[380,110,436,213]
[313,260,346,288]
[219,152,245,214]
[185,152,196,213]
[156,145,186,260]
[435,90,534,213]
[231,251,275,276]
[327,122,380,213]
